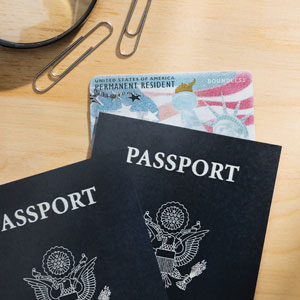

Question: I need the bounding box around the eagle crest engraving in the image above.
[144,202,209,290]
[24,246,111,300]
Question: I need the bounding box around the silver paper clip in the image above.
[117,0,151,57]
[33,21,113,93]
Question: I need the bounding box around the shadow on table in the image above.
[0,29,80,92]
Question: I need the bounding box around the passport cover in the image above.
[0,157,168,300]
[92,114,281,300]
[90,71,255,140]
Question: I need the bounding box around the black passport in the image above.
[0,158,168,300]
[92,114,282,300]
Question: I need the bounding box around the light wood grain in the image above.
[0,0,300,299]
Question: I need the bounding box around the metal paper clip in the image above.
[117,0,151,57]
[33,21,113,93]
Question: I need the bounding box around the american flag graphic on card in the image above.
[89,71,255,140]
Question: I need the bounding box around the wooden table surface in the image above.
[0,0,300,299]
